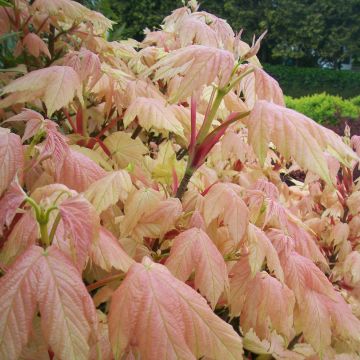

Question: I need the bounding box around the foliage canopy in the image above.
[0,1,360,360]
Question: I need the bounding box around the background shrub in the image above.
[265,64,360,98]
[285,93,360,124]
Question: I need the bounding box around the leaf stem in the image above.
[48,213,61,244]
[87,273,124,292]
[131,124,142,139]
[176,167,194,200]
[39,221,50,247]
[196,89,225,144]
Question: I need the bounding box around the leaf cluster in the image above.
[0,1,360,360]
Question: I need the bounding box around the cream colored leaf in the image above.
[103,132,148,169]
[246,100,357,184]
[1,66,82,116]
[176,16,219,48]
[108,257,243,360]
[123,97,184,136]
[152,45,235,103]
[84,170,133,213]
[120,188,162,237]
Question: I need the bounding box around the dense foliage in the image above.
[265,64,360,98]
[0,1,360,360]
[285,93,360,124]
[82,0,360,68]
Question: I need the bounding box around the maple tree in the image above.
[0,0,360,359]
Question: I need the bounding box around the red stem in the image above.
[96,138,112,158]
[62,108,77,133]
[76,106,83,135]
[36,15,49,34]
[95,115,122,139]
[172,167,179,195]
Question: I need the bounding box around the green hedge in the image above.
[264,64,360,99]
[285,93,360,124]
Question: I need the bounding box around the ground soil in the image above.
[325,117,360,136]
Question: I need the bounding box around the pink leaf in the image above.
[56,148,107,192]
[0,212,39,265]
[166,227,229,308]
[0,128,24,197]
[253,67,284,106]
[22,33,51,59]
[59,195,100,271]
[36,245,99,360]
[246,100,357,184]
[108,257,243,359]
[37,120,69,168]
[0,179,26,236]
[4,108,44,143]
[247,223,284,282]
[203,183,249,246]
[231,271,295,341]
[0,245,43,360]
[90,227,134,273]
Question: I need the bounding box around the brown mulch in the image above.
[325,117,360,137]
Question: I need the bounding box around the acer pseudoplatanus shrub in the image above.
[0,1,360,359]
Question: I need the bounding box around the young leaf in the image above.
[19,317,50,360]
[102,131,148,169]
[120,188,163,237]
[90,227,134,273]
[56,148,107,192]
[152,45,235,102]
[4,108,44,143]
[0,66,83,117]
[38,120,69,167]
[0,246,43,360]
[22,33,51,59]
[84,170,133,214]
[230,271,295,341]
[247,223,284,282]
[245,100,357,184]
[123,97,184,136]
[166,227,229,308]
[36,246,99,360]
[108,257,243,360]
[0,179,26,236]
[0,128,23,196]
[176,16,219,48]
[0,212,39,265]
[253,67,285,106]
[281,250,360,353]
[203,183,249,246]
[64,49,102,88]
[59,195,99,271]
